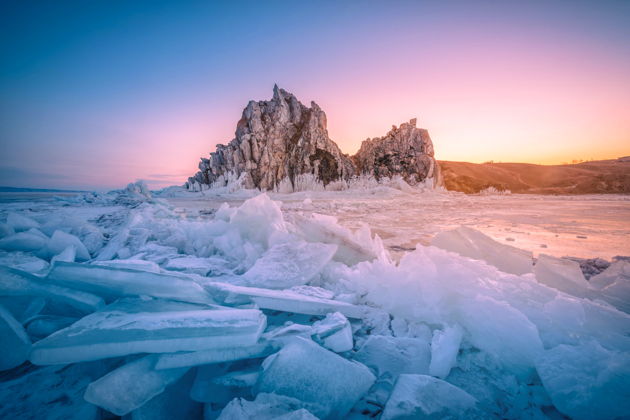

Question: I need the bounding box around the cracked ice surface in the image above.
[0,187,629,419]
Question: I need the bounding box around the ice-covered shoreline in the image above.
[0,185,629,419]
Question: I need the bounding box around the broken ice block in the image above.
[165,256,229,276]
[429,324,464,379]
[155,340,278,370]
[431,226,533,275]
[189,364,234,404]
[381,374,477,419]
[0,223,14,238]
[47,261,214,304]
[354,335,431,379]
[218,393,318,420]
[0,231,47,252]
[239,241,336,289]
[0,295,46,323]
[45,230,91,261]
[0,265,104,314]
[311,312,353,352]
[212,367,260,388]
[534,254,590,297]
[92,259,161,273]
[7,212,40,232]
[458,294,543,378]
[0,304,31,370]
[50,245,76,265]
[207,282,369,319]
[589,260,630,313]
[191,365,260,405]
[0,359,118,420]
[25,315,77,339]
[536,340,630,420]
[229,193,287,247]
[30,301,266,365]
[256,337,375,419]
[95,228,129,261]
[126,369,202,420]
[0,251,50,273]
[294,213,379,265]
[84,355,188,416]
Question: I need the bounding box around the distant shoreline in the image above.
[0,186,88,193]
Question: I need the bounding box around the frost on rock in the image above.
[381,374,478,420]
[257,337,375,419]
[431,226,533,275]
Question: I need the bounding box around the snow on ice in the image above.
[0,186,629,419]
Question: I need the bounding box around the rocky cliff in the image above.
[352,119,439,186]
[188,86,440,191]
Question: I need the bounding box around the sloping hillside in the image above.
[439,158,630,194]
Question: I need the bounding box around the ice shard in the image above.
[431,226,533,275]
[155,340,278,370]
[206,282,369,319]
[84,355,188,416]
[0,304,31,370]
[46,261,214,304]
[239,241,337,289]
[381,374,477,419]
[30,300,266,365]
[0,265,104,314]
[256,337,375,419]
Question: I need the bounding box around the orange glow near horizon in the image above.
[2,1,629,190]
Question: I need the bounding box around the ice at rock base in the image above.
[0,191,629,420]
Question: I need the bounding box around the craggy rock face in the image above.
[189,85,355,191]
[352,119,439,186]
[188,87,440,191]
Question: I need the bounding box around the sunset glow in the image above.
[1,1,629,189]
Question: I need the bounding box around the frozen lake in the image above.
[1,186,629,419]
[166,191,630,261]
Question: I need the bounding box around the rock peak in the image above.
[188,89,440,191]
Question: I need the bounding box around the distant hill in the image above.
[0,186,87,193]
[439,158,630,194]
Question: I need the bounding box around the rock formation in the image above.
[352,119,439,186]
[188,85,354,191]
[188,86,441,191]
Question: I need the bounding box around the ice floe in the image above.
[0,189,628,419]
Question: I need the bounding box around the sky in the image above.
[1,0,629,190]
